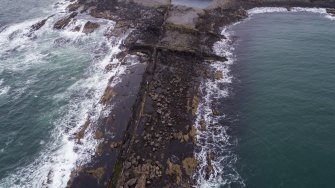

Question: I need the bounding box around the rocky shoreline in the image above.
[43,0,335,187]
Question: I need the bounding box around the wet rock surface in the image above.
[89,1,246,188]
[63,1,237,187]
[67,2,82,12]
[64,0,335,187]
[327,8,335,15]
[30,18,48,32]
[83,21,100,34]
[54,12,78,29]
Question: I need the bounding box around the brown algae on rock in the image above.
[100,86,117,105]
[87,167,105,182]
[182,157,198,176]
[166,159,182,184]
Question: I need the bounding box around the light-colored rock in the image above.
[166,6,204,29]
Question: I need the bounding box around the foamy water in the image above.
[0,79,10,96]
[0,0,137,187]
[194,26,244,187]
[248,7,335,21]
[1,2,334,187]
[194,6,334,188]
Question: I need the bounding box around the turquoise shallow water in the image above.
[231,12,335,188]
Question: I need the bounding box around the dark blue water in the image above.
[232,12,335,188]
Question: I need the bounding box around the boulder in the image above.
[133,0,170,8]
[327,8,335,16]
[54,12,78,29]
[30,19,47,32]
[199,118,206,131]
[126,178,137,186]
[94,130,104,139]
[83,21,100,34]
[214,71,223,80]
[166,159,182,184]
[67,3,81,12]
[87,167,105,182]
[182,157,198,176]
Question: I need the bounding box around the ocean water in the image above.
[194,8,335,188]
[231,11,335,188]
[172,0,213,8]
[0,0,53,26]
[0,0,135,187]
[1,1,335,188]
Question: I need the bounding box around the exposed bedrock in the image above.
[63,0,335,187]
[327,8,335,15]
[83,21,100,34]
[54,12,78,29]
[68,1,246,188]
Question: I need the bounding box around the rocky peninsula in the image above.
[44,0,335,187]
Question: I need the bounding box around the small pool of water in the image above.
[172,0,212,8]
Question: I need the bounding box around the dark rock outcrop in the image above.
[54,12,78,29]
[83,21,100,34]
[30,19,48,32]
[66,0,335,187]
[327,8,335,15]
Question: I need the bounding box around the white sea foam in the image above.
[0,19,39,53]
[247,7,288,14]
[0,31,134,188]
[0,1,137,188]
[0,85,10,96]
[195,6,334,187]
[248,7,335,21]
[194,26,244,187]
[291,7,327,14]
[0,28,133,188]
[325,14,335,20]
[0,79,10,96]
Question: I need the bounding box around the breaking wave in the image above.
[0,79,10,96]
[194,6,334,188]
[194,26,244,187]
[248,7,335,21]
[0,1,136,187]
